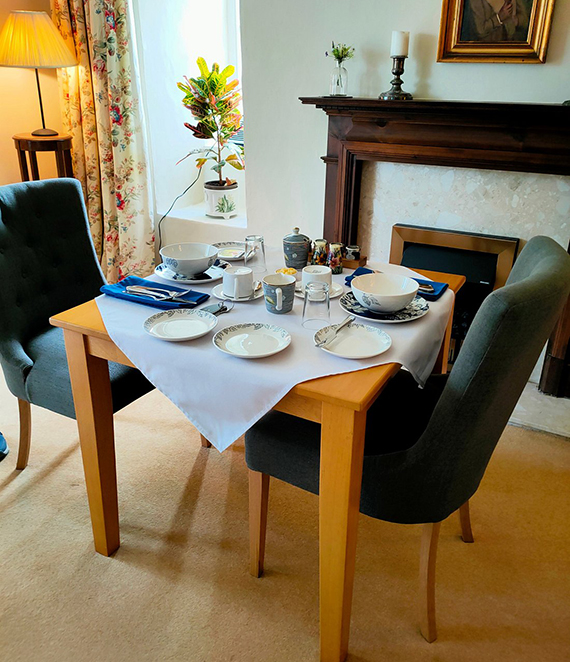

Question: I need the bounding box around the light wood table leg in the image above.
[319,402,367,662]
[64,330,119,556]
[200,434,212,448]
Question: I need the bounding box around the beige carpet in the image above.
[1,377,570,662]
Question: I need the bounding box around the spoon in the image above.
[201,301,234,316]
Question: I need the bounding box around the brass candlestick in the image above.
[379,56,413,101]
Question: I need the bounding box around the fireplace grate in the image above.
[390,224,519,365]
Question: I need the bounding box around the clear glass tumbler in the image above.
[302,282,330,329]
[244,234,266,274]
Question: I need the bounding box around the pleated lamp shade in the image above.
[0,11,76,69]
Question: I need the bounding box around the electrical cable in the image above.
[156,169,202,249]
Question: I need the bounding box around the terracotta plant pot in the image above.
[204,181,238,219]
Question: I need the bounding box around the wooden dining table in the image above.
[50,268,464,662]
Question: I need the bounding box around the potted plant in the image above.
[178,57,244,219]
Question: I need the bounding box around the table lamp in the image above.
[0,10,77,136]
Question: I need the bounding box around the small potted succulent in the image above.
[326,42,355,97]
[178,57,244,219]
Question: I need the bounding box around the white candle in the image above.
[390,31,410,57]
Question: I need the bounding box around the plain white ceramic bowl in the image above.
[159,242,218,277]
[351,273,419,313]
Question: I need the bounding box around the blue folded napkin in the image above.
[101,276,210,309]
[412,278,448,301]
[344,266,374,286]
[345,267,448,301]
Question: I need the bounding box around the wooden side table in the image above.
[13,133,73,182]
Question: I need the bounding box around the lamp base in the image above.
[31,128,59,137]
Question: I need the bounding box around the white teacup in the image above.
[223,266,253,299]
[302,265,332,291]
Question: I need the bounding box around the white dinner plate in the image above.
[339,292,429,324]
[314,322,392,359]
[212,241,246,260]
[213,323,291,359]
[211,282,264,302]
[143,309,218,342]
[154,262,224,284]
[294,282,344,299]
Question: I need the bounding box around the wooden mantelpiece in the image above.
[300,97,570,243]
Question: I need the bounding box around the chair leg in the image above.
[249,470,270,578]
[459,500,474,543]
[16,399,32,470]
[200,434,212,448]
[419,521,441,643]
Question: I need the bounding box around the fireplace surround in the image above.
[300,97,570,244]
[301,97,570,392]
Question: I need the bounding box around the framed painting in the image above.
[437,0,556,62]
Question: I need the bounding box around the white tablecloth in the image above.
[96,250,454,451]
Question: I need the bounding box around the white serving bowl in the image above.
[159,242,218,277]
[351,273,419,313]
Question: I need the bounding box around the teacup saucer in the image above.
[294,282,343,299]
[154,262,224,284]
[211,283,264,302]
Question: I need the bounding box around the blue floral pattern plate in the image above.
[154,262,224,284]
[339,292,429,324]
[314,322,392,359]
[213,323,291,358]
[143,309,218,341]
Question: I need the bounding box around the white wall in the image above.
[0,0,63,185]
[239,0,570,249]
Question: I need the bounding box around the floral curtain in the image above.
[51,0,154,282]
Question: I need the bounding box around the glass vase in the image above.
[329,61,348,96]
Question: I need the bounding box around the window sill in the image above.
[158,204,247,229]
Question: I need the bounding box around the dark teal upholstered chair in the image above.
[245,236,570,642]
[0,179,154,469]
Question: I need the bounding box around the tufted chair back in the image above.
[0,179,105,400]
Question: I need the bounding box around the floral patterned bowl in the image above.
[159,242,218,277]
[351,273,419,313]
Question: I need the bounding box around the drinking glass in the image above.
[244,234,266,273]
[302,282,330,330]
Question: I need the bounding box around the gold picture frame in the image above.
[437,0,556,63]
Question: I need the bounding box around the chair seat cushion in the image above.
[24,326,154,419]
[245,370,448,498]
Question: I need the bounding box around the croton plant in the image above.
[177,57,244,185]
